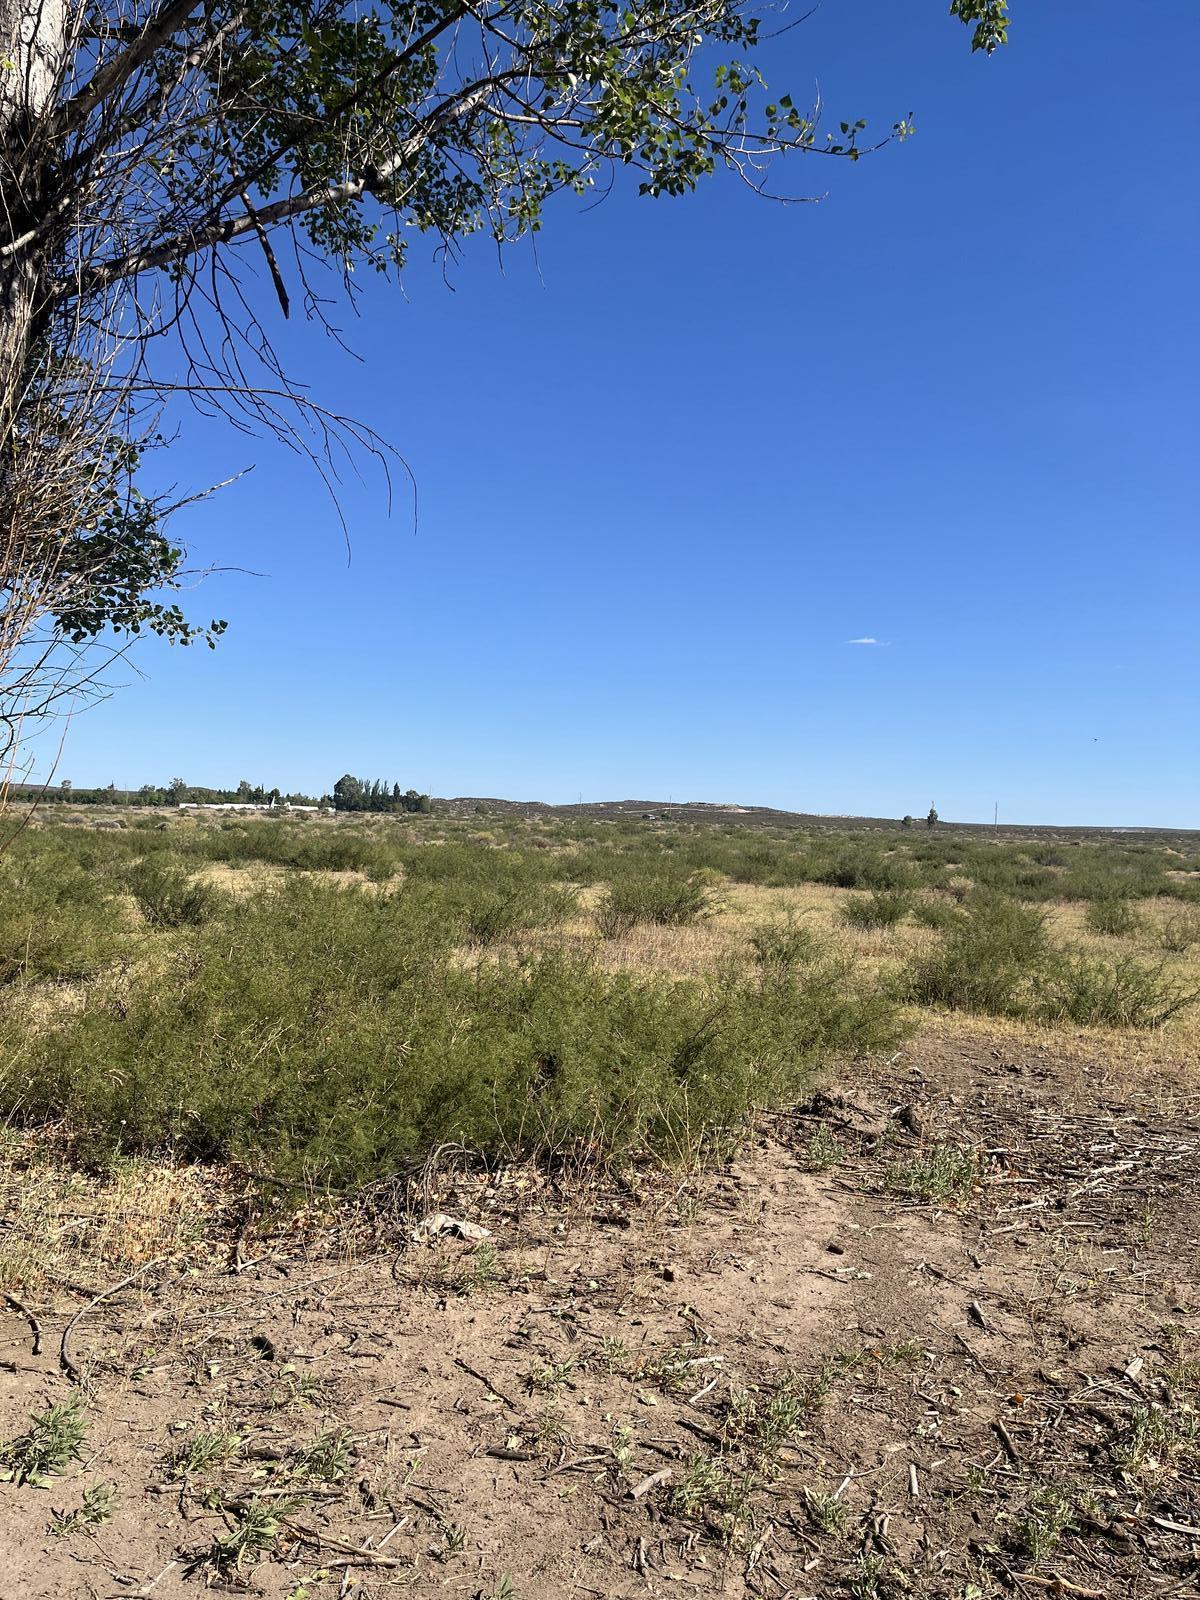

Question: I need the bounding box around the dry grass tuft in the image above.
[0,1127,236,1291]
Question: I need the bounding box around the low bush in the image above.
[1031,953,1200,1030]
[909,897,963,932]
[903,894,1049,1016]
[1084,897,1142,939]
[0,851,126,985]
[817,851,915,893]
[124,861,226,929]
[459,883,577,947]
[904,890,1199,1032]
[0,875,906,1185]
[748,912,821,969]
[594,873,714,940]
[840,890,913,930]
[1160,908,1200,954]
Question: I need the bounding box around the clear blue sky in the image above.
[45,2,1200,826]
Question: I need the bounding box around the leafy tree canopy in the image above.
[0,0,1010,682]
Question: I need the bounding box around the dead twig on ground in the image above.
[60,1256,171,1380]
[454,1355,520,1409]
[2,1288,42,1355]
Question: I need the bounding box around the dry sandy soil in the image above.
[2,1026,1198,1600]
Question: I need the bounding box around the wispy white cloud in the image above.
[846,636,887,646]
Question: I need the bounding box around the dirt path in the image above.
[2,1029,1198,1599]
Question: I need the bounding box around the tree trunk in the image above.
[0,0,67,443]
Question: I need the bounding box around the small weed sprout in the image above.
[0,1393,88,1486]
[291,1427,352,1483]
[848,1554,888,1600]
[50,1480,119,1536]
[886,1143,978,1203]
[211,1495,301,1574]
[1111,1404,1198,1476]
[1014,1484,1076,1561]
[532,1405,569,1446]
[272,1367,326,1410]
[171,1428,243,1476]
[671,1453,726,1517]
[638,1341,712,1394]
[725,1369,821,1468]
[1163,1324,1200,1398]
[804,1487,847,1534]
[610,1420,635,1468]
[467,1241,501,1289]
[525,1359,573,1395]
[804,1124,845,1171]
[887,1339,925,1367]
[595,1337,630,1375]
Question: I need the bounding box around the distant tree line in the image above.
[333,776,431,814]
[23,779,328,807]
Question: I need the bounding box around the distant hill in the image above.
[6,782,1196,840]
[435,796,1199,842]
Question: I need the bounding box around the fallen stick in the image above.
[629,1467,672,1500]
[953,1331,995,1379]
[1148,1514,1200,1537]
[2,1289,42,1356]
[326,1554,405,1570]
[60,1256,170,1381]
[545,1454,609,1478]
[284,1519,403,1563]
[993,1419,1021,1464]
[1011,1572,1104,1598]
[135,1559,179,1596]
[454,1355,520,1410]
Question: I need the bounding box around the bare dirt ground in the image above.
[2,1027,1198,1600]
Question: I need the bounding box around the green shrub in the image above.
[909,897,962,932]
[1161,909,1200,954]
[594,874,714,940]
[903,894,1049,1016]
[460,883,577,947]
[0,850,126,985]
[1084,897,1142,938]
[748,912,820,969]
[840,890,913,930]
[818,851,914,892]
[1031,953,1200,1030]
[0,875,905,1185]
[124,861,225,929]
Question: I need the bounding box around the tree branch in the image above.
[62,72,507,299]
[53,0,205,136]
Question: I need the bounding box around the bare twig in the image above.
[2,1288,42,1355]
[60,1255,170,1380]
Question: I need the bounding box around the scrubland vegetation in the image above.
[2,809,1199,1191]
[3,809,1199,1600]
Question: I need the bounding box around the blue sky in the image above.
[45,2,1200,825]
